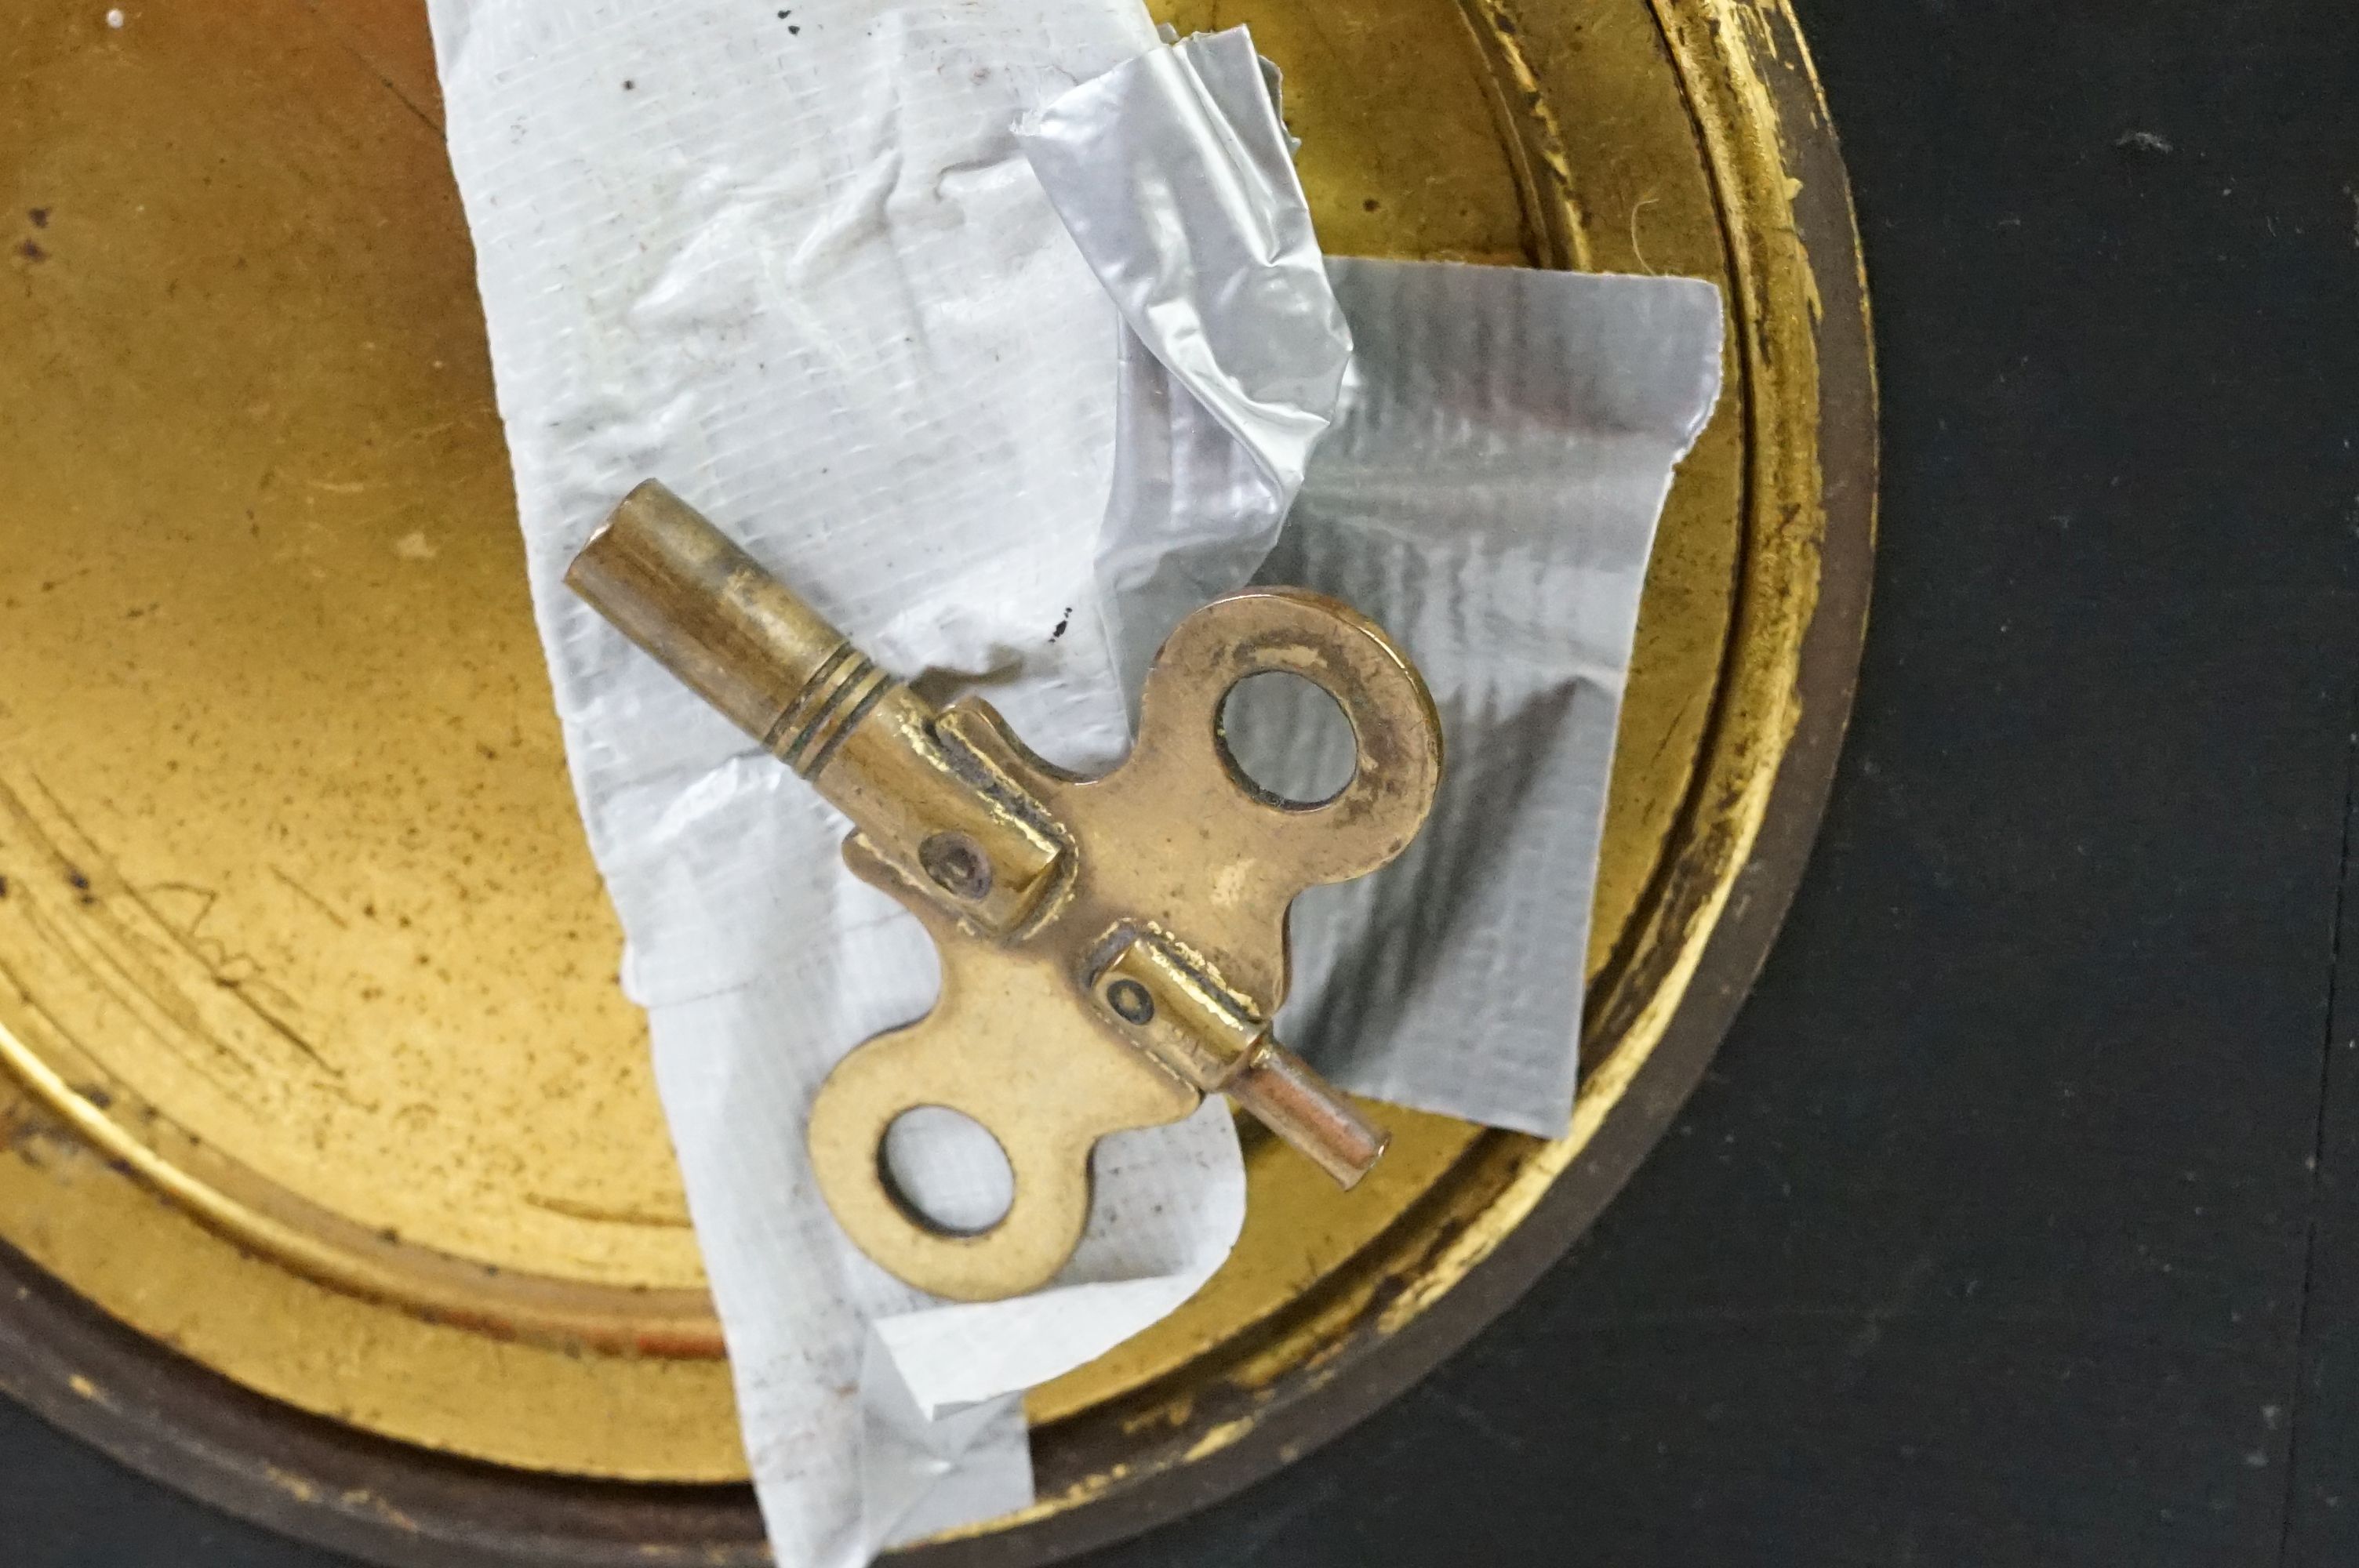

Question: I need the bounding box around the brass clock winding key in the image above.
[569,481,1443,1301]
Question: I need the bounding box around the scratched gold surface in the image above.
[0,0,1839,1484]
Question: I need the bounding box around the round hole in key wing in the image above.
[1216,671,1359,808]
[878,1106,1015,1237]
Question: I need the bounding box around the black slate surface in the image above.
[8,1,2359,1563]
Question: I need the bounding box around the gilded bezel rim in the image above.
[0,0,1875,1563]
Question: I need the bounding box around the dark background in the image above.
[11,1,2359,1563]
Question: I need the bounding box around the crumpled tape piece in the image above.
[1020,27,1352,699]
[427,5,1342,1564]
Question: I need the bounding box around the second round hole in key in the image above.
[1216,671,1359,808]
[878,1105,1016,1236]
